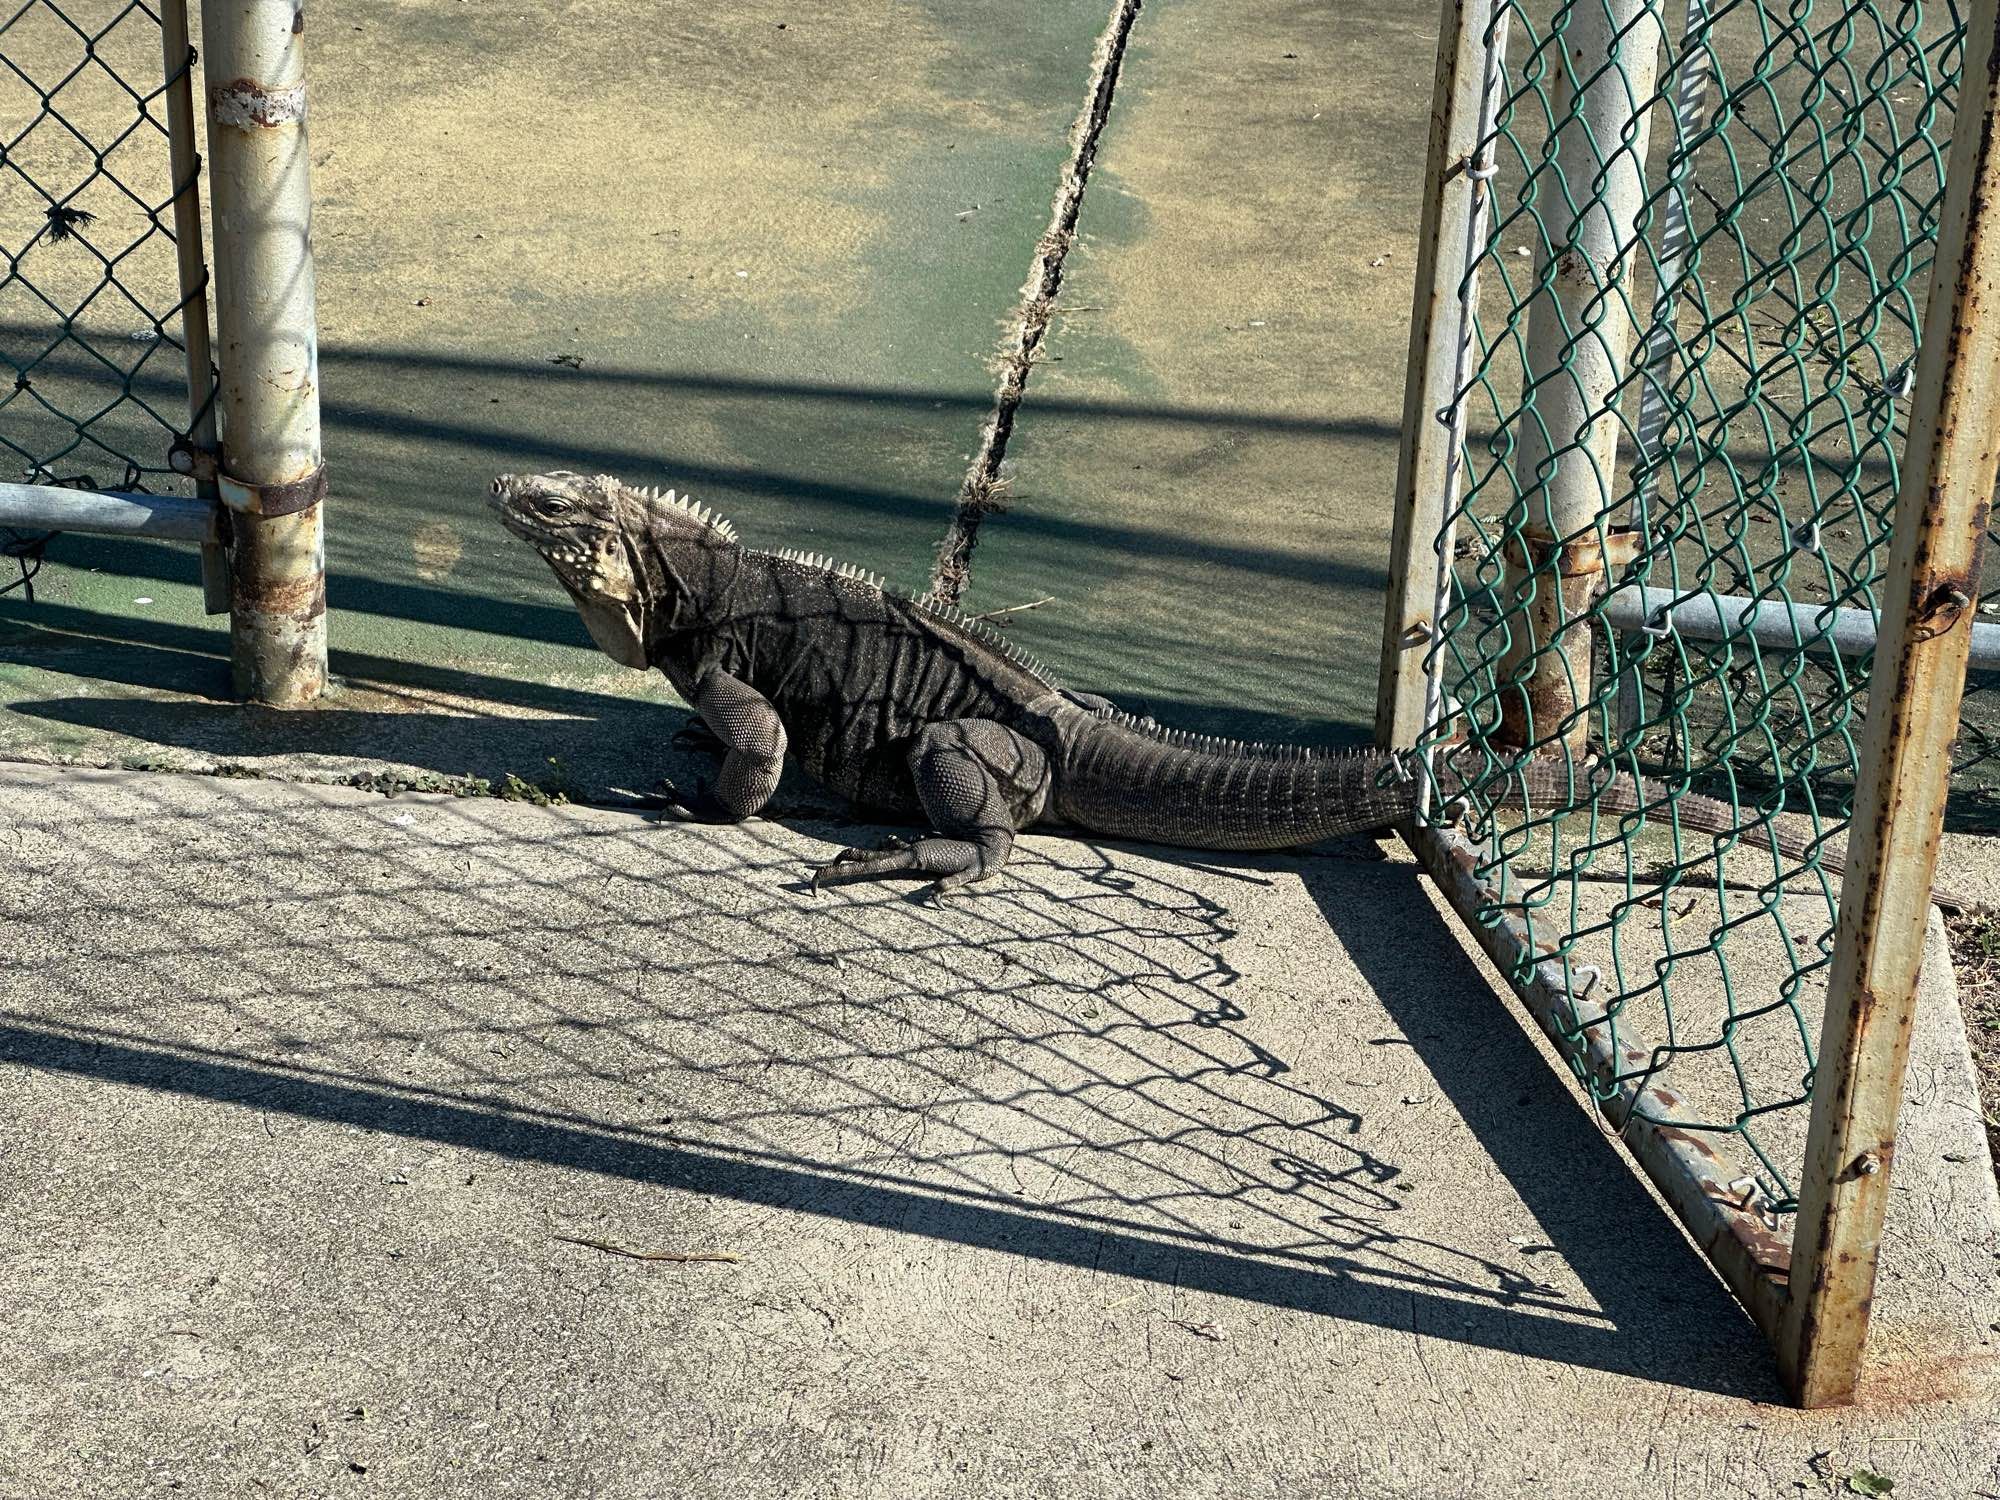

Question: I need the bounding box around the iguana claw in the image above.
[809,838,919,892]
[653,776,734,823]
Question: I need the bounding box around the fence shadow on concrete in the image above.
[0,768,1782,1399]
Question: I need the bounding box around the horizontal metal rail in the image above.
[1400,818,1792,1339]
[1599,584,2000,670]
[0,481,218,543]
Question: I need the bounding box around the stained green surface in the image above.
[966,0,1440,745]
[0,0,1444,785]
[0,0,1115,789]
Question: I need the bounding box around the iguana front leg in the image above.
[670,716,727,756]
[658,670,788,821]
[811,719,1048,902]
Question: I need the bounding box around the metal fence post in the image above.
[1375,0,1499,753]
[1494,0,1665,756]
[1613,0,1712,746]
[158,0,228,615]
[199,0,327,705]
[1777,0,2000,1409]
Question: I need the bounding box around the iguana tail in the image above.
[1504,760,1977,912]
[1050,719,1686,853]
[1051,715,1974,910]
[1051,716,1418,850]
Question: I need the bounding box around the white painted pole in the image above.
[200,0,327,704]
[1497,0,1667,754]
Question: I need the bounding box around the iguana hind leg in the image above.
[811,720,1047,902]
[658,670,788,821]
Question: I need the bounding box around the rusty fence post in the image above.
[1493,0,1665,757]
[158,0,229,615]
[1375,0,1500,754]
[199,0,326,705]
[1776,0,2000,1409]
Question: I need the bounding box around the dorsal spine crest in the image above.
[749,543,1059,687]
[1102,708,1358,763]
[610,476,738,544]
[612,479,1340,763]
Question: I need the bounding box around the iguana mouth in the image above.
[487,474,543,529]
[487,475,536,540]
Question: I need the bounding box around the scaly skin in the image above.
[488,471,1951,907]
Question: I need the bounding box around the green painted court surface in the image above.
[0,0,1433,788]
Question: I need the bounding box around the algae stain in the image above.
[411,521,464,581]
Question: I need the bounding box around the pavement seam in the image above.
[926,0,1144,604]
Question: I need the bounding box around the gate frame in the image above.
[1376,0,2000,1407]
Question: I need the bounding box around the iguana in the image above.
[488,470,1939,906]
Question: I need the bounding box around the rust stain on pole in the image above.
[1779,0,2000,1409]
[200,0,327,706]
[1496,529,1637,751]
[209,78,308,128]
[1494,0,1664,758]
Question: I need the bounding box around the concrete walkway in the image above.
[2,764,1995,1498]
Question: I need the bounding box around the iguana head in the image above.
[489,470,739,667]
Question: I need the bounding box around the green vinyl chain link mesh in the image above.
[1415,0,1982,1218]
[1,0,204,531]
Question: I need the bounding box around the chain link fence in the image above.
[1,0,208,578]
[1406,0,1966,1230]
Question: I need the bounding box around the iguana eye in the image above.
[541,496,573,517]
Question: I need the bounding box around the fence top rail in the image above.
[0,479,215,541]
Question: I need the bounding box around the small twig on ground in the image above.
[1637,892,1701,924]
[552,1233,739,1264]
[966,596,1055,623]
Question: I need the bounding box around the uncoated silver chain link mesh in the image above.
[0,0,202,497]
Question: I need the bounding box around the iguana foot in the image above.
[653,776,739,823]
[808,831,1006,903]
[671,716,727,756]
[809,838,918,893]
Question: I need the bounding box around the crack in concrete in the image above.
[926,0,1144,605]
